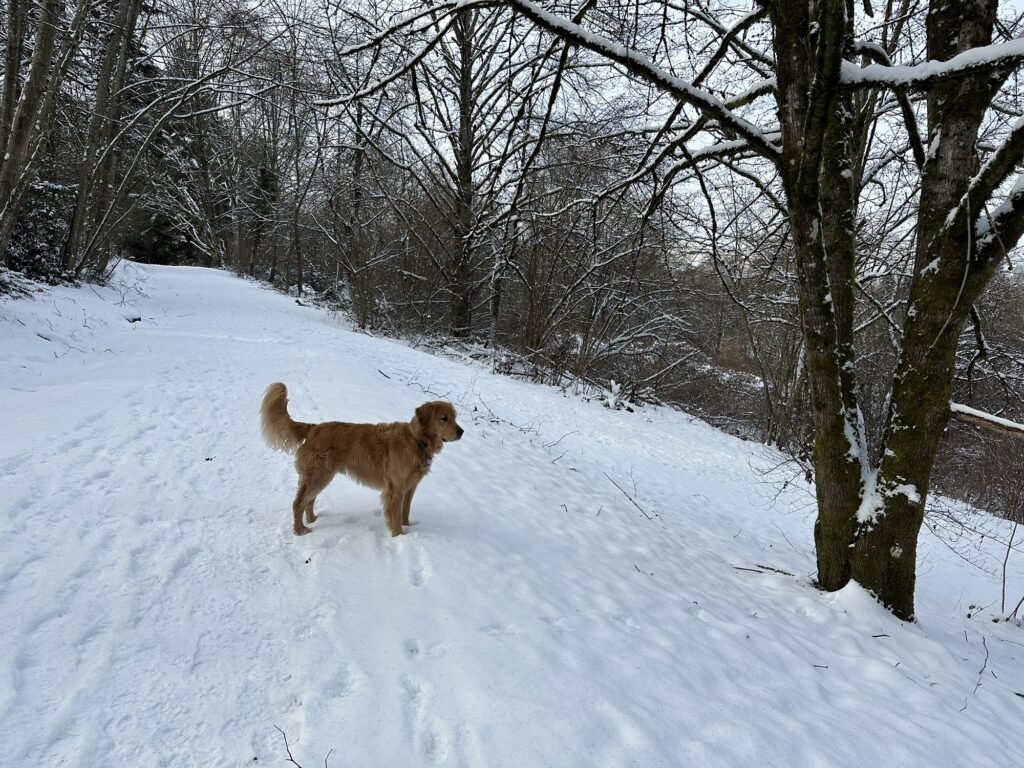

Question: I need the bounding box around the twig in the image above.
[756,563,794,576]
[1002,523,1018,614]
[1010,591,1024,621]
[275,725,303,768]
[772,523,798,552]
[604,472,653,520]
[273,726,332,768]
[543,431,578,448]
[731,564,795,576]
[974,636,990,695]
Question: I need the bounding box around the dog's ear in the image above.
[413,402,436,436]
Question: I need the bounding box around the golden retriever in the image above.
[260,382,463,536]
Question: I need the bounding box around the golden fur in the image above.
[260,383,463,536]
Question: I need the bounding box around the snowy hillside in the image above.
[2,264,1023,768]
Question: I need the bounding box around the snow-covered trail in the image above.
[1,265,1022,768]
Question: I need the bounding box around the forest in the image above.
[4,0,1024,620]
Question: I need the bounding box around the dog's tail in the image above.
[260,383,313,453]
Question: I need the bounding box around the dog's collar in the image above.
[416,439,432,468]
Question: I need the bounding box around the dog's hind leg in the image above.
[292,468,332,535]
[292,481,313,536]
[382,484,404,537]
[305,469,333,526]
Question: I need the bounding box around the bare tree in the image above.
[350,0,1024,618]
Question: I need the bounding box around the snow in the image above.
[889,483,922,506]
[2,264,1023,767]
[950,401,1024,434]
[856,468,883,525]
[842,36,1024,86]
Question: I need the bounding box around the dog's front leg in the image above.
[402,486,417,527]
[382,485,404,537]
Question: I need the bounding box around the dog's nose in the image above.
[456,427,464,439]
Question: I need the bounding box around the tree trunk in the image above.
[63,0,143,274]
[0,0,29,154]
[769,0,865,592]
[850,0,1003,619]
[0,0,61,260]
[450,10,476,337]
[346,102,367,327]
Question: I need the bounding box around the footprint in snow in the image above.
[479,623,517,636]
[401,675,451,765]
[403,638,446,659]
[409,541,432,587]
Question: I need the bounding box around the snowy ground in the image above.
[2,264,1023,768]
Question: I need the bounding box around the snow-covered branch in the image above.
[950,401,1024,438]
[490,0,782,161]
[842,36,1024,88]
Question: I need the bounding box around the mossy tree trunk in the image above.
[769,0,1022,619]
[850,0,1009,619]
[769,0,865,593]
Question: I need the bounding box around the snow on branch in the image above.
[491,0,782,161]
[974,171,1024,260]
[726,78,775,109]
[961,117,1024,238]
[851,41,925,168]
[317,0,780,159]
[842,36,1024,88]
[950,402,1024,438]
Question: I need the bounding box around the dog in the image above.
[260,383,463,536]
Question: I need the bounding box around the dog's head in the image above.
[412,401,464,450]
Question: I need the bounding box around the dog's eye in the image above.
[441,416,449,421]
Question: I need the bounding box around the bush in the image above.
[4,181,75,283]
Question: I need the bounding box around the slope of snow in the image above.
[1,264,1022,768]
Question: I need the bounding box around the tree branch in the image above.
[841,36,1024,88]
[950,402,1024,438]
[496,0,782,161]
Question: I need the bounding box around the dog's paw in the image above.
[294,525,313,536]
